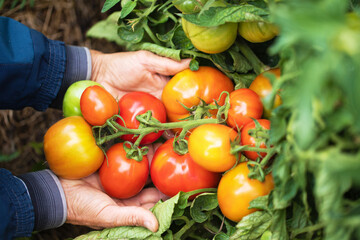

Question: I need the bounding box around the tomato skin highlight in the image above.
[226,88,263,129]
[150,138,221,199]
[99,142,149,199]
[80,85,118,126]
[117,92,167,145]
[241,119,271,161]
[188,124,239,172]
[162,66,234,123]
[63,80,102,117]
[217,162,274,222]
[249,68,282,118]
[44,116,104,179]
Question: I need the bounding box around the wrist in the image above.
[90,49,103,82]
[19,170,67,231]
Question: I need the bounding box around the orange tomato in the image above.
[44,116,104,179]
[162,66,234,123]
[249,68,282,118]
[217,162,274,222]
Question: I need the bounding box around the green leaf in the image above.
[120,1,137,19]
[102,0,121,13]
[190,193,218,223]
[118,23,145,44]
[0,151,20,162]
[230,211,272,240]
[183,4,268,27]
[86,12,126,46]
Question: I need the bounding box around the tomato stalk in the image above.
[236,39,269,75]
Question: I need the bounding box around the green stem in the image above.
[173,219,196,240]
[181,49,212,60]
[236,39,268,75]
[97,117,220,146]
[144,24,162,45]
[230,145,274,155]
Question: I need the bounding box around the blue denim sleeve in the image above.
[0,16,66,111]
[0,169,34,240]
[0,17,92,111]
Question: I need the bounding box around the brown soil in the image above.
[0,0,122,239]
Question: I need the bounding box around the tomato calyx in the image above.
[122,141,149,162]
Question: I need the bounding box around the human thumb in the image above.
[99,205,159,232]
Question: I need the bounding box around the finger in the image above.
[99,205,159,232]
[138,51,191,76]
[119,187,166,206]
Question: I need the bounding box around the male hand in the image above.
[60,173,165,232]
[90,50,191,100]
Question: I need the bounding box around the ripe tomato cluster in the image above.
[43,65,281,223]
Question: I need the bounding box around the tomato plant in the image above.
[188,123,239,172]
[249,68,282,118]
[99,142,149,199]
[62,80,102,117]
[238,21,279,43]
[172,0,207,14]
[241,119,271,161]
[43,116,104,179]
[182,18,238,54]
[116,91,167,145]
[150,138,221,199]
[80,85,118,126]
[217,162,274,222]
[226,88,263,129]
[162,66,234,123]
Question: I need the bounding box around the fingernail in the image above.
[144,221,155,232]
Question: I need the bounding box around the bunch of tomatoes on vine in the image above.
[43,62,281,223]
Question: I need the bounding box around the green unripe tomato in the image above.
[173,0,208,14]
[62,80,102,117]
[182,18,238,54]
[238,21,279,43]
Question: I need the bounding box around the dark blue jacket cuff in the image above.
[0,169,34,239]
[19,170,67,231]
[50,45,92,109]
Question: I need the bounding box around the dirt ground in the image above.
[0,0,122,239]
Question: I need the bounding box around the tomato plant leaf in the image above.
[120,0,137,19]
[86,12,127,47]
[229,211,272,240]
[190,193,218,223]
[182,4,268,27]
[101,0,121,13]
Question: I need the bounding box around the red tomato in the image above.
[226,88,263,129]
[188,124,239,172]
[241,119,271,160]
[80,85,118,126]
[99,142,149,199]
[217,162,274,222]
[150,138,221,199]
[44,116,104,179]
[162,66,234,123]
[117,92,167,145]
[249,68,282,118]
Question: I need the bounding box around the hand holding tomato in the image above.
[60,173,165,232]
[90,50,191,100]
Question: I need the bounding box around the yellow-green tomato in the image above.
[238,21,279,43]
[188,124,239,172]
[182,18,238,54]
[62,80,102,117]
[44,116,104,179]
